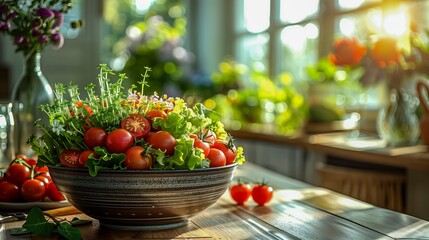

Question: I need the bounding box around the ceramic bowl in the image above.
[48,164,237,230]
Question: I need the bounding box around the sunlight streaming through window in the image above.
[304,23,319,39]
[280,0,319,23]
[244,0,270,33]
[281,25,307,52]
[339,18,356,36]
[383,7,408,37]
[338,0,364,9]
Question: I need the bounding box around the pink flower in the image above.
[51,33,64,49]
[0,21,10,32]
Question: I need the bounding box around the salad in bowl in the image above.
[28,64,245,175]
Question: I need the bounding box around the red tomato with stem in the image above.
[106,129,134,153]
[148,131,177,155]
[46,182,66,201]
[230,182,252,205]
[0,181,20,202]
[121,114,151,139]
[5,163,31,186]
[78,149,97,168]
[59,149,82,168]
[252,184,274,206]
[207,148,226,167]
[125,146,153,170]
[84,127,107,148]
[190,134,210,157]
[21,179,46,202]
[212,140,237,165]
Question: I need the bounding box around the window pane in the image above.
[335,8,381,38]
[280,0,319,23]
[62,0,82,39]
[243,0,270,33]
[236,34,269,75]
[280,23,318,81]
[336,0,381,10]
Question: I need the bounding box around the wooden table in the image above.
[2,163,429,239]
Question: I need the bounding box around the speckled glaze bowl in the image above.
[48,164,237,230]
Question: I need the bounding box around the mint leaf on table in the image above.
[9,207,89,240]
[58,222,82,240]
[22,207,55,235]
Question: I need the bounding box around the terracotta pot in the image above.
[417,80,429,145]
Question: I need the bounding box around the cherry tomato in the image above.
[84,127,107,148]
[5,163,31,186]
[148,131,177,155]
[78,149,97,168]
[207,148,226,167]
[46,181,66,201]
[125,146,153,170]
[0,181,20,202]
[146,109,168,119]
[212,140,237,165]
[59,149,82,168]
[35,165,49,173]
[35,174,51,186]
[251,184,274,206]
[230,182,252,205]
[190,134,210,157]
[24,158,37,167]
[146,109,167,130]
[106,129,134,153]
[21,179,46,202]
[121,114,151,139]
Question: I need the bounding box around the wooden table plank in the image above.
[2,163,429,239]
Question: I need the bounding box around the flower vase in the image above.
[376,88,419,147]
[11,52,54,156]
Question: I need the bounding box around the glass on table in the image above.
[0,102,15,171]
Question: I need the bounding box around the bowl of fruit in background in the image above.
[27,65,245,230]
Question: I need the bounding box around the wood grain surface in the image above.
[2,163,429,239]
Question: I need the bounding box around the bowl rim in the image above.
[47,163,238,174]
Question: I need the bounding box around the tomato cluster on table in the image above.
[230,180,274,206]
[0,155,66,203]
[59,108,238,170]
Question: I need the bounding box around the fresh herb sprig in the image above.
[10,207,91,240]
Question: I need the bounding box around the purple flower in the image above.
[36,8,54,20]
[32,18,43,28]
[0,21,10,32]
[51,33,64,48]
[52,10,63,29]
[13,35,24,45]
[32,27,41,36]
[0,4,8,15]
[38,35,49,44]
[6,12,17,20]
